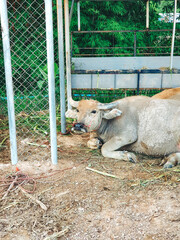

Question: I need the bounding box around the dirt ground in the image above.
[0,131,180,240]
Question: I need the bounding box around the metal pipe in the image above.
[71,32,73,58]
[45,0,58,164]
[64,0,72,109]
[57,0,66,134]
[137,71,140,95]
[160,72,164,89]
[69,0,75,24]
[0,0,18,165]
[170,0,177,69]
[72,29,178,34]
[77,1,81,31]
[72,69,180,74]
[134,31,137,56]
[146,0,149,29]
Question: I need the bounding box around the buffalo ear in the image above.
[102,109,122,120]
[65,109,78,119]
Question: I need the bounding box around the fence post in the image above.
[170,0,177,69]
[146,0,149,29]
[71,32,73,58]
[45,0,58,164]
[134,31,137,56]
[77,1,81,31]
[137,70,140,95]
[0,0,18,165]
[64,0,72,110]
[57,0,66,134]
[69,0,75,23]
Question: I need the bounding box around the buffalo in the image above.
[66,96,180,168]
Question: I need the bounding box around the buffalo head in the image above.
[65,98,122,133]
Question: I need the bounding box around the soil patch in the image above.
[0,133,180,240]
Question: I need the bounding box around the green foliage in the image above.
[38,63,59,91]
[72,88,162,103]
[70,0,180,57]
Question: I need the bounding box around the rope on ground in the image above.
[0,155,92,199]
[0,171,36,199]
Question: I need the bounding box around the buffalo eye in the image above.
[91,110,96,114]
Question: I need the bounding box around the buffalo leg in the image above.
[101,136,137,163]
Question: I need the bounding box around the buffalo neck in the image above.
[97,118,112,138]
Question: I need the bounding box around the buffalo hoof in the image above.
[129,157,136,163]
[162,153,180,169]
[126,152,137,163]
[163,163,173,169]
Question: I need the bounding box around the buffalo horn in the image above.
[69,97,79,108]
[98,102,119,110]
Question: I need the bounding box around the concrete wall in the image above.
[71,57,180,89]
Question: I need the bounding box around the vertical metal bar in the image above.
[124,90,127,98]
[134,31,137,56]
[160,72,164,89]
[69,0,75,24]
[114,74,117,89]
[45,0,57,164]
[64,0,72,109]
[146,0,149,29]
[91,74,93,89]
[137,71,140,95]
[57,0,66,134]
[170,0,177,69]
[71,32,73,58]
[0,0,18,165]
[77,1,81,31]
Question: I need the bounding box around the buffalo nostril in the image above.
[74,123,84,129]
[73,122,87,133]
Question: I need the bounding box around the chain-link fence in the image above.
[0,0,60,164]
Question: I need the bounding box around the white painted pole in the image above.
[45,0,58,164]
[0,0,18,165]
[146,0,149,29]
[170,0,177,69]
[69,0,75,24]
[57,0,66,134]
[64,0,72,110]
[77,1,81,31]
